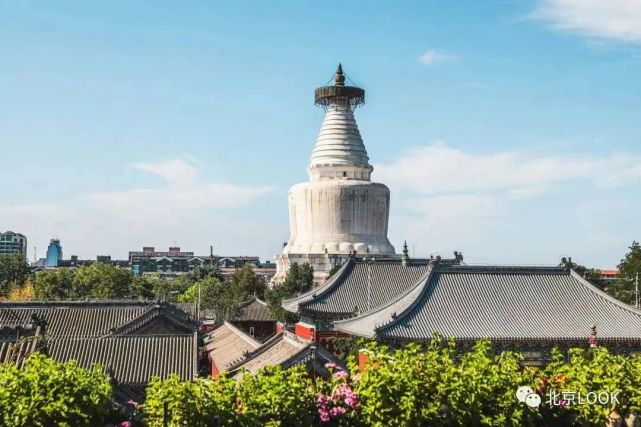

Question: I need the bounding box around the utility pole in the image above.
[634,272,639,309]
[197,281,202,321]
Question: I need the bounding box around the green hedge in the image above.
[3,341,641,426]
[144,340,641,426]
[0,353,113,427]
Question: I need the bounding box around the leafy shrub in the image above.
[0,353,112,427]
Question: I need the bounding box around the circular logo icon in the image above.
[525,393,541,408]
[516,386,534,403]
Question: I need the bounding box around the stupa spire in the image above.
[335,63,345,86]
[309,64,372,182]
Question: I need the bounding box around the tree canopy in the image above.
[607,240,641,305]
[265,262,314,322]
[0,253,30,297]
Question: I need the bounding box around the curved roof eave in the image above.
[281,258,353,313]
[334,263,435,338]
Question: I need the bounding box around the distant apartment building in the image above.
[45,239,63,267]
[128,246,273,280]
[0,231,27,258]
[56,255,130,269]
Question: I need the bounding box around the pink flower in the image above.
[319,408,330,422]
[325,362,337,369]
[330,406,346,417]
[332,370,348,379]
[352,374,361,382]
[119,422,132,427]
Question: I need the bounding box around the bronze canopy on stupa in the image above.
[314,64,365,109]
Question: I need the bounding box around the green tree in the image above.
[265,262,314,322]
[0,353,112,426]
[130,275,157,298]
[192,264,223,282]
[33,268,75,300]
[232,265,266,299]
[72,263,132,299]
[179,276,243,321]
[0,252,30,296]
[326,263,342,280]
[608,241,641,304]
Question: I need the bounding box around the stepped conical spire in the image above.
[309,65,372,181]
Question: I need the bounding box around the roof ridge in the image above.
[50,334,195,341]
[435,265,567,273]
[282,258,354,313]
[569,269,641,317]
[221,321,261,348]
[107,304,197,337]
[375,262,440,335]
[334,262,435,336]
[225,331,286,372]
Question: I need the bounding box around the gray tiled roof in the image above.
[230,298,276,322]
[334,264,434,338]
[283,258,432,318]
[373,266,641,341]
[205,321,261,371]
[0,301,196,338]
[228,331,344,379]
[0,325,44,366]
[109,305,198,336]
[47,333,198,383]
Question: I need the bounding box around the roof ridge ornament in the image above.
[401,241,409,267]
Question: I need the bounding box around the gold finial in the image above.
[335,63,345,86]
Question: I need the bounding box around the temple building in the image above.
[205,321,343,379]
[0,300,201,401]
[283,253,641,354]
[274,65,395,284]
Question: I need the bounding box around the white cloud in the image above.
[418,49,454,66]
[377,143,641,265]
[375,142,641,196]
[132,158,200,186]
[89,158,275,222]
[0,158,277,260]
[535,0,641,43]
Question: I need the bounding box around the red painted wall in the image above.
[295,322,315,340]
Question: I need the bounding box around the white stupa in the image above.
[273,65,395,284]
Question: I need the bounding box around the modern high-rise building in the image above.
[45,239,63,267]
[0,231,27,258]
[274,65,395,284]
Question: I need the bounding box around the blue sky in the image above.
[1,0,640,267]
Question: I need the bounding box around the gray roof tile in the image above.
[377,266,641,341]
[205,321,261,371]
[230,298,276,322]
[228,331,344,379]
[283,258,431,318]
[47,333,198,383]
